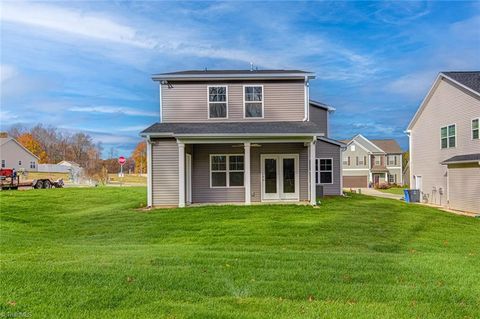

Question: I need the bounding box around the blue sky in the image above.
[1,1,479,157]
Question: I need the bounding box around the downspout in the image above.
[159,82,163,123]
[406,129,412,188]
[146,135,153,207]
[303,76,309,121]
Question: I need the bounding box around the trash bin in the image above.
[404,189,410,202]
[409,189,420,203]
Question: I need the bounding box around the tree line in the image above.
[5,124,146,179]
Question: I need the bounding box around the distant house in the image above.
[57,160,80,167]
[0,135,39,171]
[406,71,480,213]
[340,134,403,188]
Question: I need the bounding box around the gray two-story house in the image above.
[340,134,403,188]
[141,69,344,207]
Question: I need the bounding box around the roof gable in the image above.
[407,72,480,130]
[0,137,40,160]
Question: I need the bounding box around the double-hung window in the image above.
[210,155,244,187]
[316,158,333,184]
[208,86,227,119]
[441,124,456,148]
[30,162,36,169]
[244,85,263,118]
[472,118,479,140]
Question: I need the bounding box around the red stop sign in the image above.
[118,156,126,165]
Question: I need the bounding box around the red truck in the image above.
[0,169,64,190]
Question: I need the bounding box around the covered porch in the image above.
[175,138,316,207]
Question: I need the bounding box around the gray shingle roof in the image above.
[141,121,323,136]
[441,153,480,164]
[442,71,480,94]
[157,69,311,75]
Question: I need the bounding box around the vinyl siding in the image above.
[161,80,305,122]
[410,77,480,208]
[447,164,480,213]
[0,140,38,171]
[315,140,342,195]
[191,144,245,203]
[342,142,370,169]
[309,106,328,134]
[151,138,179,206]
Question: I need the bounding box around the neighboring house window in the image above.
[30,162,36,169]
[375,156,380,166]
[244,85,263,118]
[441,124,456,148]
[347,156,351,166]
[356,156,359,166]
[1,160,5,168]
[388,155,397,166]
[342,157,348,165]
[473,118,479,140]
[363,156,367,166]
[18,160,22,165]
[350,145,356,151]
[208,86,227,118]
[388,174,395,184]
[316,158,333,184]
[210,155,244,187]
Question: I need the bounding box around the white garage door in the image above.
[448,165,480,214]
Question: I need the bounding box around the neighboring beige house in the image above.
[140,69,345,207]
[340,134,403,188]
[406,71,480,213]
[0,135,39,171]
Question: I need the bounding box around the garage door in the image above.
[343,176,368,188]
[448,166,480,213]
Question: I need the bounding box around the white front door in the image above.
[261,154,299,201]
[186,154,192,204]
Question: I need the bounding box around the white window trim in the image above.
[209,154,245,188]
[440,123,456,149]
[472,118,479,140]
[207,85,228,119]
[243,84,264,119]
[316,158,334,185]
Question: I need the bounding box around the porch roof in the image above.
[441,153,480,165]
[140,121,324,137]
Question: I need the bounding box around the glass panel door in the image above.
[283,158,295,193]
[263,157,279,200]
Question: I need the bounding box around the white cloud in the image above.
[0,2,155,48]
[0,110,18,122]
[386,71,437,99]
[117,125,151,132]
[68,106,158,117]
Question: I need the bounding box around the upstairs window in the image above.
[441,124,456,148]
[375,156,381,166]
[30,162,36,169]
[208,86,227,119]
[1,160,5,168]
[244,85,263,118]
[473,118,479,140]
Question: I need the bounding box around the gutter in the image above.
[141,132,325,138]
[152,73,316,81]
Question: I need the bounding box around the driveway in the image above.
[356,188,404,200]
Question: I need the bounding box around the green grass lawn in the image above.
[378,187,406,196]
[1,188,479,318]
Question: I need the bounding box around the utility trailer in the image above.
[0,169,64,190]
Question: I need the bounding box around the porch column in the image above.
[178,142,185,208]
[309,139,316,205]
[146,138,152,207]
[244,142,251,205]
